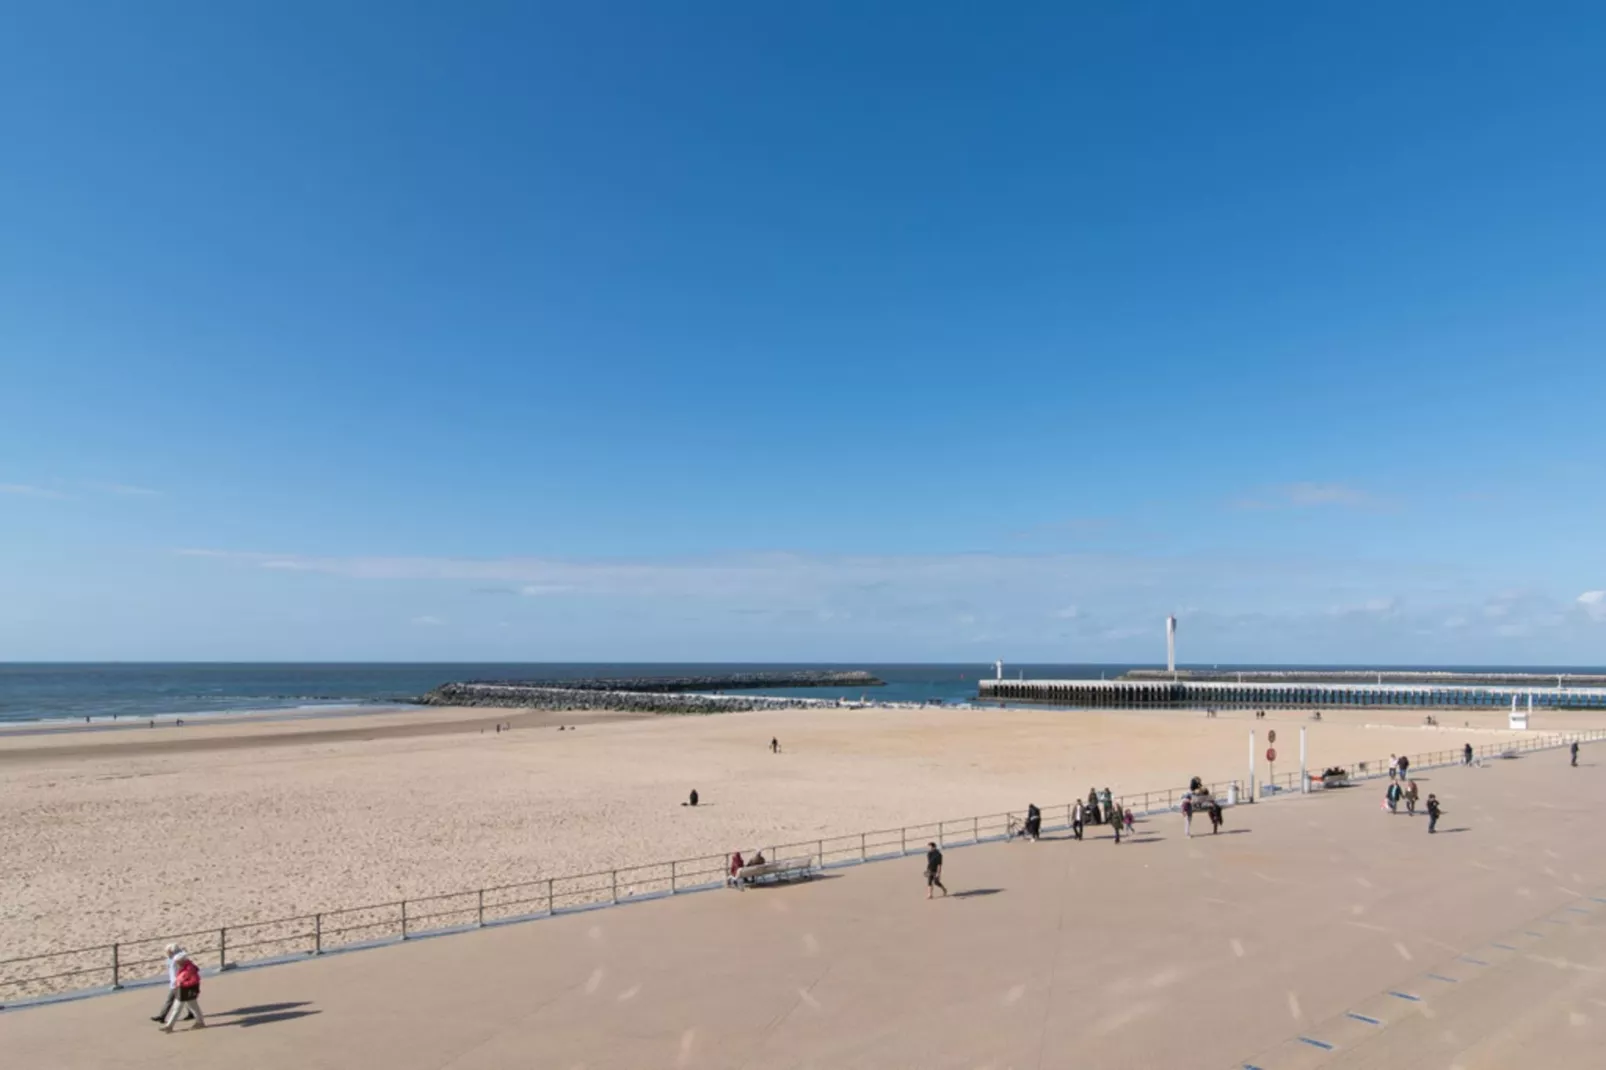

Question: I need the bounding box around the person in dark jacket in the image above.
[1426,794,1443,833]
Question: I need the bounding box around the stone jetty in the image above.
[420,670,885,714]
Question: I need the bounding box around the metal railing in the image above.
[2,730,1598,1008]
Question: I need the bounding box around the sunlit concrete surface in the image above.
[3,746,1602,1069]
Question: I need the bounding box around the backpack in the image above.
[175,959,200,989]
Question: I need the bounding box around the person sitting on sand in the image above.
[688,789,699,807]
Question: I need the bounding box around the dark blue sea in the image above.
[4,663,1603,724]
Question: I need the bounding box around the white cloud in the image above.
[1232,482,1379,511]
[0,483,70,499]
[1580,591,1606,621]
[92,483,161,497]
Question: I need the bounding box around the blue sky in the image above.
[3,2,1605,663]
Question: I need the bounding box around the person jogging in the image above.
[924,842,947,899]
[159,950,205,1032]
[1426,793,1443,833]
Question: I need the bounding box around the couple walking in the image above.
[151,944,206,1032]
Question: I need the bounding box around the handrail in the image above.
[2,727,1600,1007]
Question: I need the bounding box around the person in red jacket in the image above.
[160,952,206,1032]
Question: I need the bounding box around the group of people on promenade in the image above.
[151,944,205,1032]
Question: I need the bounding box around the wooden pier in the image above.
[978,677,1606,710]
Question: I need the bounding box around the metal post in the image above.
[476,890,485,928]
[901,827,907,855]
[547,878,555,915]
[972,817,979,843]
[612,870,619,904]
[861,832,866,861]
[219,927,227,969]
[1300,725,1307,794]
[401,900,408,940]
[111,943,121,989]
[671,861,677,895]
[1249,729,1256,801]
[314,914,323,954]
[817,839,824,864]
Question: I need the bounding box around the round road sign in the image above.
[1266,747,1277,762]
[1268,729,1277,744]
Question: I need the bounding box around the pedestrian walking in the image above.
[1397,754,1410,779]
[150,944,195,1024]
[1386,781,1401,813]
[1181,795,1193,838]
[1025,803,1042,842]
[1388,755,1399,781]
[1071,800,1085,840]
[159,951,205,1032]
[1426,793,1442,833]
[1463,743,1473,766]
[770,737,780,754]
[1405,780,1419,815]
[1099,787,1114,825]
[1123,807,1135,838]
[924,842,947,898]
[1572,741,1580,767]
[1208,800,1223,833]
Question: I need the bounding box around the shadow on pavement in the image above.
[952,888,1003,899]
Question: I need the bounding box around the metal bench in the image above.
[734,856,815,888]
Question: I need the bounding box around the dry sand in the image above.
[4,701,1603,961]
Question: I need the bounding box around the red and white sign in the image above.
[1266,747,1278,762]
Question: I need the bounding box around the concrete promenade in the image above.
[2,750,1602,1068]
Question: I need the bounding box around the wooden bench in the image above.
[734,856,815,888]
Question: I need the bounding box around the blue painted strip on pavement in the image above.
[1426,973,1459,983]
[1566,906,1590,914]
[1591,897,1606,904]
[1388,991,1422,1001]
[1491,943,1518,950]
[1525,931,1547,937]
[1460,956,1490,966]
[1346,1012,1382,1025]
[1298,1037,1336,1051]
[1543,919,1568,925]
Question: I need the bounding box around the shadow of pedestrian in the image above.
[216,1002,310,1016]
[214,1003,321,1028]
[952,888,1003,899]
[1437,827,1471,834]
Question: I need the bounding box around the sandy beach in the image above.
[5,701,1604,962]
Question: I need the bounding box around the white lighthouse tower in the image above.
[1166,615,1177,674]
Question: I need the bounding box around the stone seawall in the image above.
[419,683,848,714]
[438,670,882,694]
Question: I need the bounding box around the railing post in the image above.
[670,861,677,895]
[901,827,907,855]
[314,913,323,954]
[401,900,409,940]
[818,839,824,863]
[972,817,978,843]
[477,890,485,928]
[547,878,555,915]
[219,927,227,970]
[111,942,121,990]
[612,871,618,904]
[861,832,866,861]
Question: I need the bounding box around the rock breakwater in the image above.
[419,670,885,714]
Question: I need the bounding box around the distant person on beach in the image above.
[1071,800,1085,840]
[770,737,780,754]
[1181,795,1193,837]
[687,789,699,807]
[1426,793,1442,833]
[159,949,205,1032]
[925,843,947,898]
[1572,741,1580,767]
[1463,743,1474,766]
